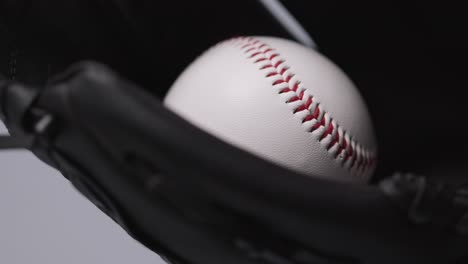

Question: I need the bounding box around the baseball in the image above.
[164,36,377,183]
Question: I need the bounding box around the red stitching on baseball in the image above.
[294,96,313,113]
[298,89,304,99]
[328,132,340,151]
[292,82,300,92]
[274,60,284,68]
[266,72,279,77]
[250,52,262,58]
[233,37,375,176]
[269,54,279,60]
[320,123,335,141]
[288,96,300,103]
[280,88,291,93]
[273,80,286,85]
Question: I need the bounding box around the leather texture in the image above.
[164,36,377,183]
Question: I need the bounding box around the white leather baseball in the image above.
[164,36,377,183]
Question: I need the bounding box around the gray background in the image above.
[0,122,163,264]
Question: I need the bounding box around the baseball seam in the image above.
[229,37,376,177]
